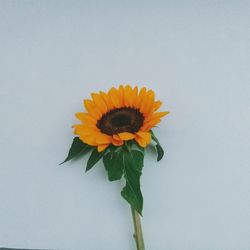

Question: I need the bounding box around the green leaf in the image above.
[86,148,106,172]
[121,150,144,215]
[156,144,164,161]
[60,137,92,165]
[103,151,124,181]
[108,144,122,153]
[131,140,145,154]
[151,130,165,161]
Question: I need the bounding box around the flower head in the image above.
[73,85,169,152]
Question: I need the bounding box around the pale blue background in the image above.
[0,1,250,249]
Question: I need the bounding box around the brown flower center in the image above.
[96,107,144,135]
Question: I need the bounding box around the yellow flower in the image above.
[73,85,169,152]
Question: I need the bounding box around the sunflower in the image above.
[73,85,169,152]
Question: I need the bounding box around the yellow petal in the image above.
[97,144,109,152]
[145,90,155,114]
[78,136,95,146]
[137,131,151,143]
[82,123,100,133]
[118,132,135,141]
[135,87,147,108]
[75,112,96,125]
[80,134,98,146]
[108,87,122,108]
[140,119,161,131]
[144,111,170,123]
[124,85,133,107]
[91,93,108,114]
[99,91,114,111]
[73,124,98,135]
[84,99,102,120]
[140,90,155,114]
[72,124,84,134]
[118,85,125,106]
[153,101,162,112]
[131,86,138,107]
[135,136,147,147]
[146,101,163,116]
[95,133,112,144]
[135,131,151,147]
[75,112,85,123]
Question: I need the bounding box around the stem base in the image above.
[131,207,145,250]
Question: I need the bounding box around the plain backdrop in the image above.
[1,1,250,250]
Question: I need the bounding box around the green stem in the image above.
[131,207,145,250]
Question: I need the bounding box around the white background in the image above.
[1,1,250,249]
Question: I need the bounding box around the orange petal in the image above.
[81,123,99,131]
[80,134,98,146]
[144,111,170,123]
[137,131,151,143]
[75,112,96,125]
[153,101,162,112]
[118,132,135,141]
[73,124,98,135]
[84,99,102,120]
[135,136,147,147]
[112,135,124,146]
[100,91,114,111]
[140,119,161,132]
[135,87,147,108]
[95,133,112,144]
[112,139,124,146]
[140,90,155,114]
[147,100,163,115]
[118,85,125,106]
[97,144,109,152]
[91,93,108,114]
[145,90,155,114]
[108,87,122,108]
[113,134,121,141]
[75,112,85,123]
[72,124,84,134]
[124,85,133,107]
[135,131,151,147]
[131,86,138,108]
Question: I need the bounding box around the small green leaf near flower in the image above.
[86,148,106,172]
[155,144,164,161]
[60,137,92,165]
[103,150,124,181]
[151,130,165,161]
